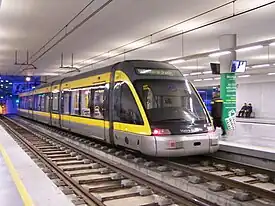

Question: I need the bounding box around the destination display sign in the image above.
[135,68,182,77]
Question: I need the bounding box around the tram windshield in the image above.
[134,79,209,124]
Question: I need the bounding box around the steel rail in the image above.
[9,115,275,203]
[4,115,216,206]
[158,158,275,202]
[0,117,103,206]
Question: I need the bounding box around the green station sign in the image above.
[220,73,236,131]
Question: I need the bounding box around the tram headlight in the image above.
[152,128,171,136]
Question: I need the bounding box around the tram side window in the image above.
[19,97,24,109]
[45,94,50,112]
[34,95,38,111]
[113,82,143,125]
[28,96,33,110]
[34,94,43,111]
[80,89,91,117]
[91,88,104,119]
[52,93,59,113]
[22,97,27,109]
[40,94,45,112]
[61,91,70,114]
[26,96,30,109]
[71,90,80,115]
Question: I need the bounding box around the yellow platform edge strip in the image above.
[0,144,34,206]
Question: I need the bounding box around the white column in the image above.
[219,34,237,73]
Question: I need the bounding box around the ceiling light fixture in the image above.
[169,59,185,64]
[194,79,202,82]
[236,45,263,52]
[25,77,31,82]
[209,51,231,57]
[42,73,60,76]
[203,78,213,81]
[238,75,251,78]
[251,64,270,68]
[202,71,212,74]
[214,77,221,80]
[182,74,189,77]
[267,72,275,75]
[190,72,202,76]
[102,52,117,57]
[269,42,275,46]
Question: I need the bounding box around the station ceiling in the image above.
[0,0,275,80]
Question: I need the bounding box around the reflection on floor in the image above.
[217,122,275,151]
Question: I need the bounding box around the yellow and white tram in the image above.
[18,60,219,157]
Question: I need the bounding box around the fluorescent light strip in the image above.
[41,73,60,76]
[269,42,275,46]
[209,51,231,57]
[268,73,275,75]
[236,45,263,52]
[251,64,270,68]
[203,78,213,81]
[169,59,185,64]
[202,71,212,74]
[194,79,202,82]
[238,75,250,78]
[190,72,202,75]
[214,77,221,80]
[182,74,189,77]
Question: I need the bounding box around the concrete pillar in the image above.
[219,34,237,73]
[219,34,237,133]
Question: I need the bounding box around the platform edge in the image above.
[0,144,34,206]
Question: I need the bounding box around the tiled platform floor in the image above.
[222,122,275,150]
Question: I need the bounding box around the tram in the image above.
[18,60,219,157]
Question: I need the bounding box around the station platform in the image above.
[0,125,74,206]
[0,153,23,205]
[217,121,275,166]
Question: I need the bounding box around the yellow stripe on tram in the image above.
[0,144,34,206]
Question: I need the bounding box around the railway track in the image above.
[0,116,214,206]
[3,115,275,206]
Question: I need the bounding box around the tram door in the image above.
[60,90,71,130]
[103,83,110,142]
[28,95,33,119]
